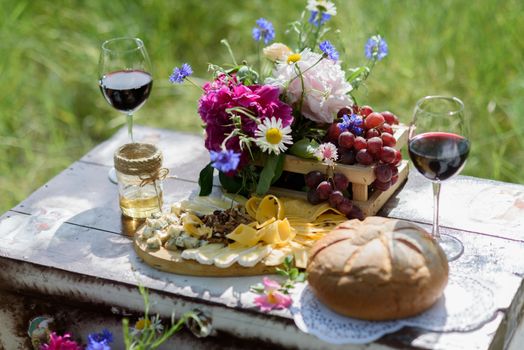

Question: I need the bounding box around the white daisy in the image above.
[307,0,337,16]
[315,142,338,166]
[255,117,293,155]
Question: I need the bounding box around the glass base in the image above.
[436,233,464,262]
[108,167,118,184]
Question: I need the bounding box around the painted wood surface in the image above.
[1,125,524,349]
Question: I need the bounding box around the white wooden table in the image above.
[0,126,523,349]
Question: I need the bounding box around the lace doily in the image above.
[291,273,496,345]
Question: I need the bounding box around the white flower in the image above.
[315,142,338,166]
[263,43,293,62]
[255,117,293,155]
[307,0,337,16]
[270,49,353,124]
[131,316,164,336]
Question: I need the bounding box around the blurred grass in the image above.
[1,0,523,212]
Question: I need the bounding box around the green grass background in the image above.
[1,0,523,213]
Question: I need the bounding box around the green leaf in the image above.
[198,163,214,196]
[288,138,318,159]
[219,171,243,193]
[256,153,280,195]
[271,153,286,185]
[296,272,307,283]
[284,255,293,268]
[347,66,367,83]
[289,268,299,280]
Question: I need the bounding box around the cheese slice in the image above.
[237,244,273,267]
[181,243,224,261]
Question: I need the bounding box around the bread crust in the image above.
[307,217,449,320]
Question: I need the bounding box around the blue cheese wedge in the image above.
[146,235,162,250]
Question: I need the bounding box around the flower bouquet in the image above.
[171,0,407,219]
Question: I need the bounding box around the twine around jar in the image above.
[114,143,163,176]
[114,143,168,212]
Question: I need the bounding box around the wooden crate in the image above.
[269,125,409,217]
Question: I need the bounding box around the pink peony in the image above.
[198,74,293,171]
[40,332,82,350]
[271,49,353,124]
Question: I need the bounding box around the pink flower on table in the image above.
[40,332,82,350]
[253,277,292,312]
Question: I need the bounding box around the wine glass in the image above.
[98,37,153,182]
[408,96,470,261]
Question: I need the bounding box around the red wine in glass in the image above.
[100,70,153,112]
[409,132,470,181]
[408,96,469,262]
[98,37,152,183]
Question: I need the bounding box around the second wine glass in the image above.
[99,37,153,143]
[408,96,470,261]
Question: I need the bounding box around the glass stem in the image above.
[127,113,134,143]
[432,181,441,239]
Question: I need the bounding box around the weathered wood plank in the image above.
[379,170,524,242]
[1,210,523,349]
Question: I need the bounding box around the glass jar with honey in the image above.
[114,143,166,219]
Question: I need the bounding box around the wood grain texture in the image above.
[134,239,278,277]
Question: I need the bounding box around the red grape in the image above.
[392,150,402,165]
[354,136,367,150]
[364,112,385,129]
[379,146,396,164]
[381,111,399,125]
[333,172,349,191]
[365,128,380,139]
[352,105,361,115]
[390,164,399,177]
[316,181,333,200]
[329,190,345,208]
[391,174,399,185]
[360,105,373,117]
[381,132,396,147]
[380,123,394,135]
[337,197,354,216]
[326,123,342,144]
[373,179,392,191]
[367,137,383,156]
[338,131,355,149]
[348,206,364,220]
[356,149,374,165]
[374,163,393,183]
[337,107,352,119]
[305,171,325,189]
[307,189,322,205]
[339,148,356,165]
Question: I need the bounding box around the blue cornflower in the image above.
[319,40,339,61]
[252,18,275,44]
[365,35,388,61]
[338,114,364,136]
[169,63,193,84]
[308,11,331,26]
[210,149,241,173]
[86,329,113,350]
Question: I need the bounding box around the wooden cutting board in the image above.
[134,238,278,277]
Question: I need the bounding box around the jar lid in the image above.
[114,143,163,176]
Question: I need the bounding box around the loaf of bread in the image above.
[307,217,448,320]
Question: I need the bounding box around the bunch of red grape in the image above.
[304,170,364,220]
[325,105,402,192]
